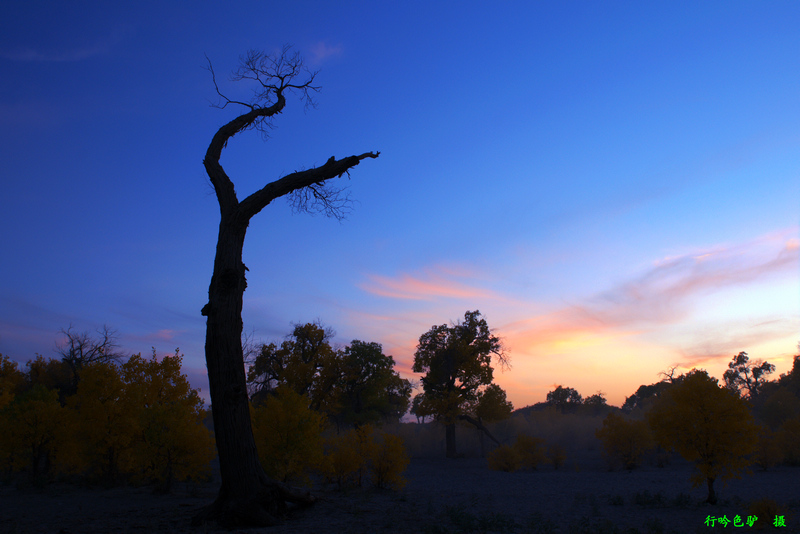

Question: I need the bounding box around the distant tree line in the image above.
[493,349,800,506]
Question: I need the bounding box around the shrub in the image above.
[487,444,519,472]
[595,412,653,470]
[369,431,409,489]
[548,443,566,469]
[512,434,546,470]
[323,429,362,488]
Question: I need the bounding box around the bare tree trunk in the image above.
[193,49,378,527]
[706,476,717,505]
[193,222,312,526]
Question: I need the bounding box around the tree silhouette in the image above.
[55,325,125,394]
[412,310,508,458]
[331,340,411,428]
[195,47,378,527]
[722,351,775,399]
[247,328,411,428]
[246,322,337,407]
[545,385,582,412]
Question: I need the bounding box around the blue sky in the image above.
[1,1,798,408]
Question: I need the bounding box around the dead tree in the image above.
[192,47,379,527]
[55,324,125,393]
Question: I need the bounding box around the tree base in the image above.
[192,478,316,528]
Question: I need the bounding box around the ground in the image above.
[2,458,798,533]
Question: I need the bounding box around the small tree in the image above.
[487,444,519,472]
[513,434,546,470]
[647,370,758,504]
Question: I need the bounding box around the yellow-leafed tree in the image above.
[122,350,214,492]
[647,370,757,504]
[513,434,546,470]
[0,355,24,411]
[595,412,653,470]
[2,384,66,481]
[487,444,519,472]
[322,428,363,488]
[251,386,325,485]
[369,430,408,490]
[67,361,138,484]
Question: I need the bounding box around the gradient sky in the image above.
[1,1,798,409]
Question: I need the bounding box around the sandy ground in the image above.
[2,458,799,533]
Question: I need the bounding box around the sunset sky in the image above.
[1,2,798,408]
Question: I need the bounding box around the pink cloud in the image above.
[498,228,799,362]
[359,266,503,302]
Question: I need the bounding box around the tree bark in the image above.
[193,73,378,527]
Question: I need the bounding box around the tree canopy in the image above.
[246,323,411,427]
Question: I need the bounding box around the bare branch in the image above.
[239,151,380,220]
[55,324,125,385]
[204,54,254,111]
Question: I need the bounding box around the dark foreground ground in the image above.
[2,458,799,534]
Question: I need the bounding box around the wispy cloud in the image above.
[359,265,503,302]
[0,28,128,62]
[307,41,343,66]
[580,228,799,329]
[501,228,799,357]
